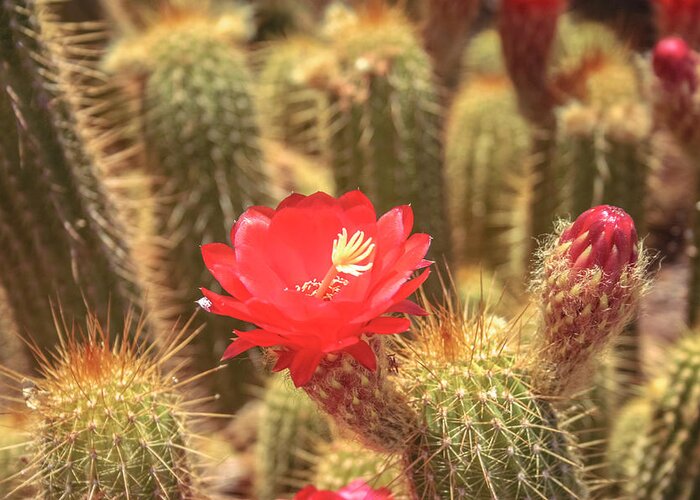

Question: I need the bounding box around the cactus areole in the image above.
[199,190,431,387]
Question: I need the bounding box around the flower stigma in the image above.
[306,228,375,300]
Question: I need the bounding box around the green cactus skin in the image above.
[15,315,198,499]
[256,38,331,157]
[445,76,531,280]
[624,335,700,500]
[556,59,650,225]
[606,396,652,490]
[460,28,506,80]
[312,439,403,493]
[106,10,271,410]
[0,1,142,348]
[402,357,587,499]
[320,8,452,271]
[256,374,331,500]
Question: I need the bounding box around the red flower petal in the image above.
[234,328,288,347]
[230,205,273,244]
[386,299,428,316]
[221,338,256,360]
[272,349,295,372]
[199,288,255,323]
[276,192,308,210]
[343,340,377,371]
[365,317,411,335]
[289,349,325,387]
[201,243,251,300]
[199,191,432,381]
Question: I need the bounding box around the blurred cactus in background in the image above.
[0,0,143,353]
[103,1,272,410]
[255,374,331,500]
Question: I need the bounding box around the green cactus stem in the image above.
[256,374,331,500]
[622,334,700,499]
[445,75,531,280]
[105,7,271,410]
[317,6,452,272]
[312,439,403,493]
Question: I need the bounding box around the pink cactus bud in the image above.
[533,205,646,396]
[653,37,698,92]
[559,205,638,276]
[655,0,700,50]
[498,0,567,122]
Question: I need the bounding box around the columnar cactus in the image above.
[532,205,646,396]
[312,439,401,492]
[619,334,700,499]
[399,309,587,499]
[256,374,331,500]
[421,0,479,89]
[317,6,451,269]
[257,38,331,156]
[445,76,531,278]
[0,0,143,347]
[12,314,198,498]
[105,5,271,408]
[498,0,567,257]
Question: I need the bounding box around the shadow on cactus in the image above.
[0,310,216,499]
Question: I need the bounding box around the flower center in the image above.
[296,228,375,301]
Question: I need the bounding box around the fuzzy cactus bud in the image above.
[533,205,646,396]
[655,0,700,50]
[653,37,698,92]
[498,0,567,123]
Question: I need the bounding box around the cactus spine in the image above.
[256,374,331,500]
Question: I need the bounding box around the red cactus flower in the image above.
[655,0,700,50]
[653,37,698,92]
[199,191,431,387]
[294,480,394,500]
[558,205,638,277]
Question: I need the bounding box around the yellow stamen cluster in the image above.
[332,228,375,276]
[314,228,375,300]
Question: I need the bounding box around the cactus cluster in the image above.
[4,0,700,498]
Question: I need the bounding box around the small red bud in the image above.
[559,205,638,276]
[653,37,698,92]
[655,0,700,50]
